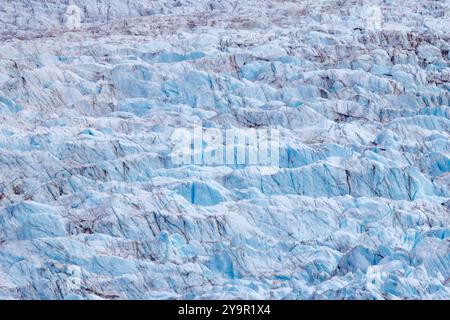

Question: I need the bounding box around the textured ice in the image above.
[0,0,449,299]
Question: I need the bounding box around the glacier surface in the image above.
[0,0,449,299]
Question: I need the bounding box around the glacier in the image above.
[0,0,449,300]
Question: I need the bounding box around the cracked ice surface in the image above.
[0,0,449,299]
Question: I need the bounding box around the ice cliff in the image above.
[0,0,449,299]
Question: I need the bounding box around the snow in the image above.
[0,0,449,299]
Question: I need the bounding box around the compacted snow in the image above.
[0,0,449,299]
